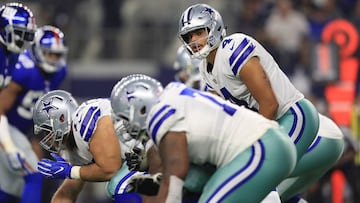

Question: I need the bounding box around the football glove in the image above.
[37,153,72,179]
[125,146,149,171]
[125,172,162,196]
[5,148,27,172]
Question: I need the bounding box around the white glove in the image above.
[5,147,27,171]
[0,115,28,172]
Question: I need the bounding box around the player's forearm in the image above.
[51,179,84,203]
[77,162,119,181]
[258,101,278,120]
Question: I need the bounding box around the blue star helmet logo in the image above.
[203,7,214,15]
[41,99,59,116]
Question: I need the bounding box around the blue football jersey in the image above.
[6,50,67,134]
[0,47,19,89]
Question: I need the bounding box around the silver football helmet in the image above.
[173,46,202,89]
[110,74,163,139]
[33,90,78,153]
[178,3,226,59]
[31,25,68,73]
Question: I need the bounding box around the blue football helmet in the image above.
[0,2,37,53]
[31,25,68,73]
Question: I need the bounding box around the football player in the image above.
[177,3,344,202]
[0,3,39,202]
[0,24,68,202]
[110,74,298,202]
[33,90,153,202]
[173,46,205,91]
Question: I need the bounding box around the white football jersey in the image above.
[199,33,304,119]
[147,82,279,167]
[64,98,137,165]
[64,98,113,165]
[59,98,111,166]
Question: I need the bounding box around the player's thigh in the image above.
[184,163,216,193]
[199,129,296,203]
[0,149,24,197]
[107,162,147,198]
[278,98,319,160]
[289,136,344,177]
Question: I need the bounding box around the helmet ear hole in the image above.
[140,106,146,115]
[59,114,65,122]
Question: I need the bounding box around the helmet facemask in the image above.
[34,122,67,153]
[178,4,226,59]
[32,26,68,73]
[180,28,212,59]
[3,24,35,53]
[39,50,67,73]
[0,3,37,53]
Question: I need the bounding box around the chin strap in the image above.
[0,115,16,152]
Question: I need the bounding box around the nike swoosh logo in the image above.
[54,166,64,174]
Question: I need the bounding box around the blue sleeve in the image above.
[11,63,31,87]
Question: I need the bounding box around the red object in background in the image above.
[331,169,347,203]
[322,19,359,127]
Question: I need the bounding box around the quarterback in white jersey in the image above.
[110,74,297,203]
[200,33,304,118]
[177,3,344,202]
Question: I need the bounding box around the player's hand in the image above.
[37,153,72,179]
[5,148,26,171]
[126,173,162,196]
[125,146,148,171]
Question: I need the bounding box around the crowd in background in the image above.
[3,0,360,202]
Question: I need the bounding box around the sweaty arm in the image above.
[51,179,85,203]
[146,140,162,174]
[240,57,278,120]
[0,81,22,151]
[78,116,122,181]
[156,131,189,203]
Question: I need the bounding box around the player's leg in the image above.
[107,162,150,203]
[0,148,23,202]
[9,126,43,203]
[184,163,216,194]
[278,114,345,201]
[278,115,345,201]
[0,189,19,203]
[277,98,320,162]
[198,128,297,203]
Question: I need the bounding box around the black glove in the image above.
[125,146,148,171]
[125,173,162,196]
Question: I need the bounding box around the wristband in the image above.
[70,166,81,179]
[165,175,184,203]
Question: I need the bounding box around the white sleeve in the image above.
[0,115,16,152]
